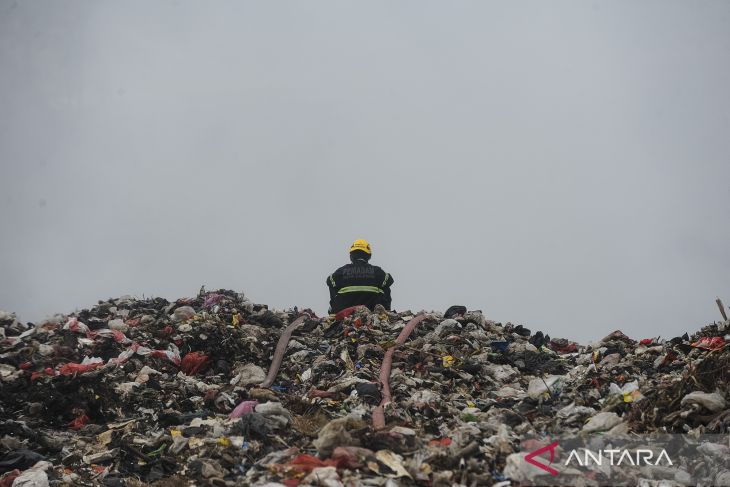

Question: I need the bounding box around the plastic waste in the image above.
[302,466,342,487]
[229,363,266,386]
[691,336,726,350]
[582,411,623,433]
[58,357,104,376]
[313,416,364,457]
[0,451,44,474]
[2,290,730,485]
[10,461,51,487]
[373,450,411,478]
[172,306,196,321]
[681,391,727,412]
[527,375,563,399]
[609,380,644,402]
[229,400,258,419]
[180,352,209,375]
[331,446,374,469]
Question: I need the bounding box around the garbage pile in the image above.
[1,290,729,486]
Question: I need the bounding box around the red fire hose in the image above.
[372,314,426,430]
[260,315,308,388]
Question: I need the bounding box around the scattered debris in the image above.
[1,290,729,485]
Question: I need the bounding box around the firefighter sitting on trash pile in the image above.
[326,239,394,314]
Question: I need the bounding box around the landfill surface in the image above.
[1,289,730,486]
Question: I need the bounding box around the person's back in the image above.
[326,239,394,314]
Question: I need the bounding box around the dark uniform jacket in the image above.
[326,260,394,314]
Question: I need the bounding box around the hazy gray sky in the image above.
[1,1,729,342]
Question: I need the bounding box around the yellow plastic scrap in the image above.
[218,436,231,447]
[466,400,476,408]
[623,390,644,403]
[232,314,240,327]
[442,355,455,368]
[170,429,181,437]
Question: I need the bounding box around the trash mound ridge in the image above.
[1,289,729,486]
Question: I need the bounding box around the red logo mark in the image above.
[525,441,559,476]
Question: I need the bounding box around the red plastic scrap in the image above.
[68,414,89,430]
[282,454,342,474]
[150,349,182,365]
[58,361,103,376]
[180,352,209,375]
[19,362,31,370]
[0,469,20,487]
[290,454,327,471]
[691,336,726,351]
[640,338,653,345]
[428,438,452,447]
[65,317,88,333]
[334,306,362,321]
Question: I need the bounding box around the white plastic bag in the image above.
[527,376,563,399]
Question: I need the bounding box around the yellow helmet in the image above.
[349,239,372,255]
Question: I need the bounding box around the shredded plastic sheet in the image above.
[691,336,726,350]
[108,342,181,366]
[63,317,90,334]
[180,352,209,375]
[58,357,104,376]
